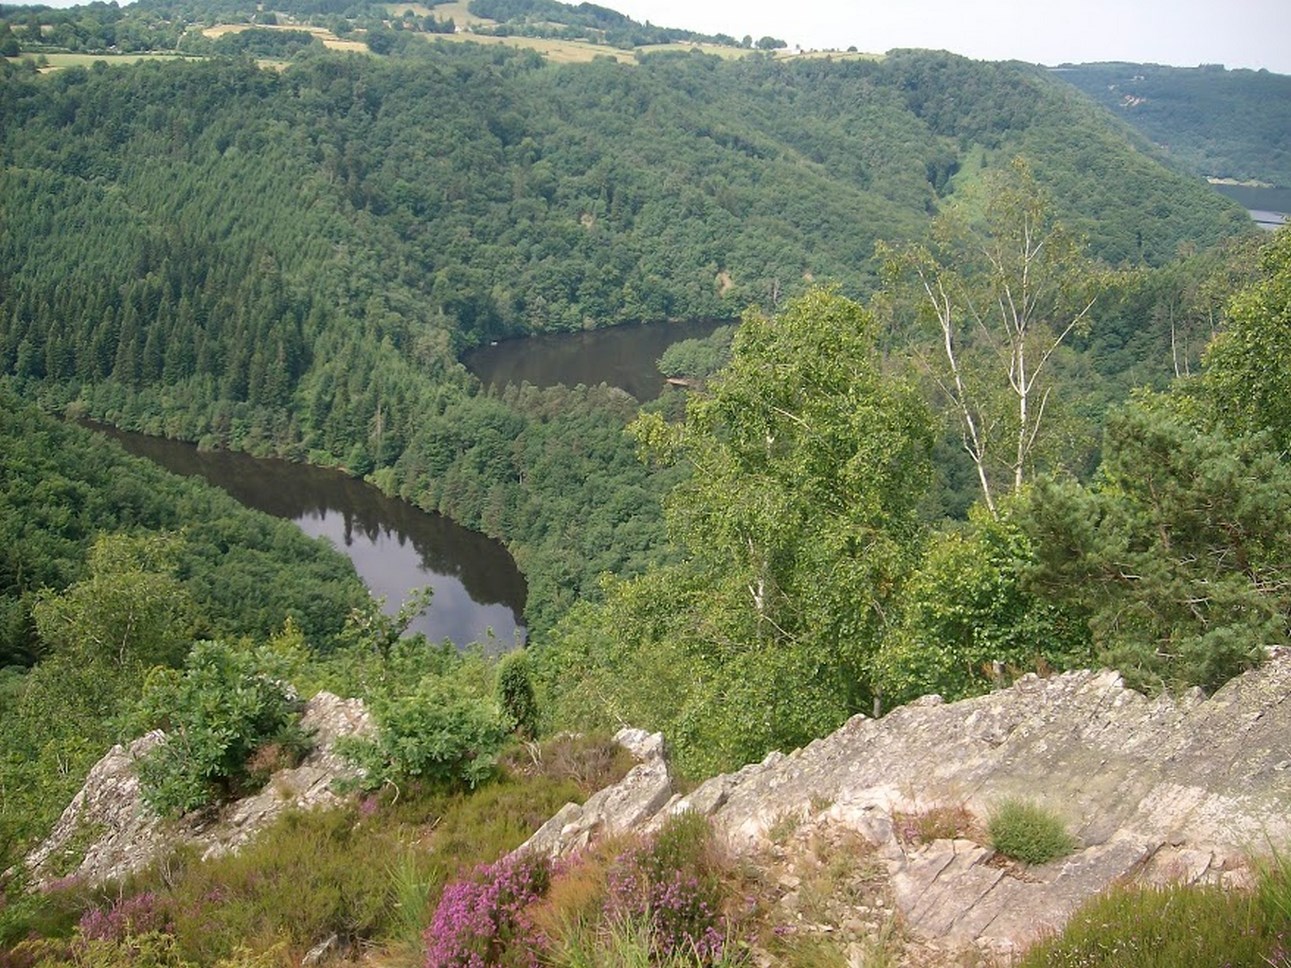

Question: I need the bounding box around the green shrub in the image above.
[134,641,308,817]
[496,650,538,739]
[338,674,509,792]
[987,799,1075,865]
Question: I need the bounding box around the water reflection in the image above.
[91,426,527,650]
[463,318,731,400]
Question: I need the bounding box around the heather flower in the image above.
[604,816,728,964]
[78,892,170,943]
[424,853,550,968]
[39,874,85,895]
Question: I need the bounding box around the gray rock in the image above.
[518,727,674,860]
[518,657,1291,963]
[24,692,375,888]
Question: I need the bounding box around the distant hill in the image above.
[1054,62,1291,186]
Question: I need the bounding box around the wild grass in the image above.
[422,0,490,27]
[892,803,976,846]
[987,798,1076,865]
[24,52,197,70]
[1019,855,1291,967]
[498,733,636,798]
[0,732,629,965]
[550,913,748,967]
[426,31,636,64]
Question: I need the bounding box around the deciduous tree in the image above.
[880,158,1103,514]
[546,290,933,772]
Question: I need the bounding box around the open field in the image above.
[428,33,885,66]
[382,2,437,16]
[201,22,369,52]
[777,49,883,61]
[415,0,491,27]
[11,51,198,70]
[426,31,636,64]
[635,42,751,60]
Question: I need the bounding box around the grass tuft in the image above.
[893,803,975,846]
[987,798,1075,865]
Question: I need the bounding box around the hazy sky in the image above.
[613,0,1291,74]
[22,0,1290,74]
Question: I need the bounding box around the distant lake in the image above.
[463,318,731,401]
[91,425,527,651]
[1212,184,1291,230]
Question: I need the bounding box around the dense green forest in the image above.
[0,393,372,871]
[0,394,367,669]
[464,0,754,49]
[1,12,1289,962]
[0,43,1254,635]
[1055,62,1291,186]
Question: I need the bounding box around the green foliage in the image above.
[1023,398,1290,692]
[116,772,585,964]
[11,930,199,968]
[1,763,589,964]
[32,532,193,671]
[210,27,322,58]
[1017,234,1291,695]
[876,508,1091,708]
[0,396,365,668]
[880,157,1107,514]
[134,640,308,817]
[165,810,394,962]
[0,878,98,953]
[469,0,739,49]
[496,649,538,739]
[987,798,1075,865]
[1201,228,1291,454]
[544,290,933,775]
[656,326,734,383]
[0,46,1253,648]
[1056,62,1291,186]
[340,670,510,792]
[1019,854,1291,966]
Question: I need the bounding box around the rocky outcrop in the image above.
[24,692,374,889]
[516,658,1291,963]
[521,727,674,859]
[28,659,1291,963]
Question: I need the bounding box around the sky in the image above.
[612,0,1291,74]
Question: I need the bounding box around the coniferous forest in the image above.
[1,3,1290,963]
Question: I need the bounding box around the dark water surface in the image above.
[93,426,527,650]
[463,317,731,400]
[1212,184,1291,229]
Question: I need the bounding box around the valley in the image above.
[0,1,1288,964]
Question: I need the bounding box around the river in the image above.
[91,318,729,647]
[1211,183,1291,231]
[92,425,528,651]
[463,317,731,400]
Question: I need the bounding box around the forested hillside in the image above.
[2,12,1290,960]
[0,393,371,868]
[0,43,1253,634]
[1055,62,1291,185]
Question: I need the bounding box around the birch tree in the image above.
[880,158,1102,515]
